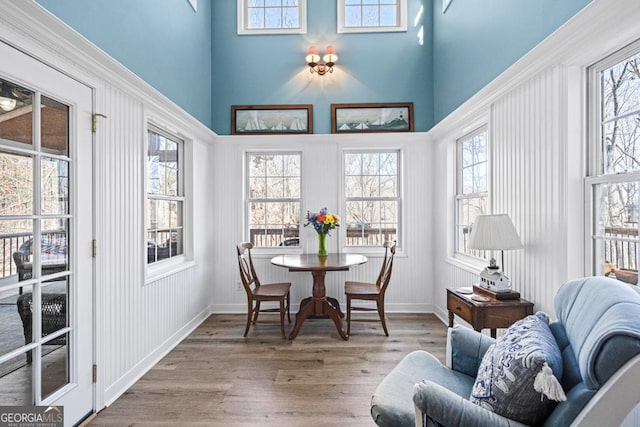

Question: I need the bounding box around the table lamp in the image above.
[468,214,523,291]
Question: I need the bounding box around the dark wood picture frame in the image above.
[231,104,313,135]
[331,102,414,134]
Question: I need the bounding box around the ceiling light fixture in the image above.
[0,96,17,112]
[306,45,338,76]
[0,82,21,112]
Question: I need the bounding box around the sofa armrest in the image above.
[413,380,529,427]
[446,325,495,377]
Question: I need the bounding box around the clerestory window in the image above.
[238,0,307,35]
[338,0,407,34]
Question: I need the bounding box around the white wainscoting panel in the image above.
[433,66,571,325]
[94,83,213,406]
[210,133,434,315]
[490,66,568,315]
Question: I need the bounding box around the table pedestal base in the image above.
[288,296,348,340]
[288,269,349,340]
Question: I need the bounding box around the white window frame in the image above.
[245,151,302,251]
[237,0,307,35]
[586,40,640,280]
[337,0,407,34]
[145,123,193,282]
[341,149,402,252]
[454,125,489,261]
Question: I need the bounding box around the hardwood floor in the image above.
[86,313,447,427]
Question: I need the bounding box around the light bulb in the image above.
[0,96,17,112]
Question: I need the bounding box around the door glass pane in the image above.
[1,283,33,358]
[42,279,69,339]
[40,218,68,276]
[0,151,33,216]
[41,157,69,215]
[41,333,69,399]
[0,353,33,406]
[1,281,34,406]
[41,96,69,156]
[0,78,34,146]
[0,220,33,281]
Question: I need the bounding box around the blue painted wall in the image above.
[212,0,433,134]
[34,0,592,133]
[432,0,591,123]
[36,0,213,128]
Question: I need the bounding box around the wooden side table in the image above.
[447,287,534,338]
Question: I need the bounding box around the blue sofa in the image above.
[371,277,640,426]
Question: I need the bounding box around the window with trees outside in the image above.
[237,0,307,35]
[455,127,488,258]
[344,151,400,247]
[247,153,301,248]
[146,128,184,264]
[338,0,407,33]
[588,43,640,285]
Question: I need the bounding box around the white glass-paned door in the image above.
[0,40,93,426]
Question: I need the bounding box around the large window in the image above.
[247,152,301,247]
[455,127,488,257]
[338,0,407,33]
[146,128,184,264]
[588,43,640,285]
[237,0,307,35]
[344,151,400,247]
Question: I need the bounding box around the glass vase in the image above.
[317,233,328,257]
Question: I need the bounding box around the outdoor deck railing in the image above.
[5,226,633,279]
[0,230,66,279]
[248,227,397,248]
[604,226,638,271]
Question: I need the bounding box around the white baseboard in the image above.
[432,304,449,326]
[210,302,436,314]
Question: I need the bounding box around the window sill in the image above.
[342,246,405,258]
[445,255,485,275]
[337,26,407,34]
[145,257,196,285]
[250,247,304,259]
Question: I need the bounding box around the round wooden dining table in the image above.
[270,253,367,340]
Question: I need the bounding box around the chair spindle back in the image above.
[236,242,261,293]
[376,241,396,292]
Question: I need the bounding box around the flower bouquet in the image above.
[305,208,340,256]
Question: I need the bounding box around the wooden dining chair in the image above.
[345,241,396,336]
[236,242,291,339]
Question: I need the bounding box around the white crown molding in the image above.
[0,1,216,142]
[428,0,640,140]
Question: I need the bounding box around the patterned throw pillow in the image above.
[470,312,566,425]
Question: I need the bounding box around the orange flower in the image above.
[304,208,340,235]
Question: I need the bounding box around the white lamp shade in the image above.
[305,46,320,64]
[468,214,523,251]
[322,45,338,63]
